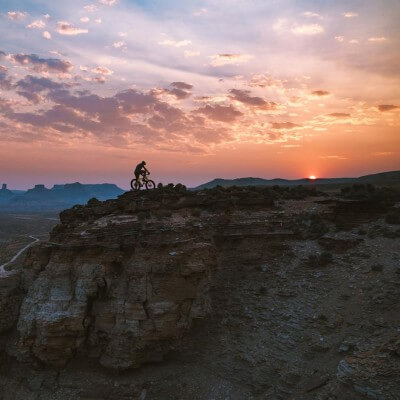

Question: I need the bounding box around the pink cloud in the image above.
[56,21,88,35]
[9,53,73,74]
[195,104,243,122]
[7,11,28,21]
[209,54,252,67]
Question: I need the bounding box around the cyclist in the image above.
[134,161,149,182]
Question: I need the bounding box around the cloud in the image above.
[7,11,28,21]
[83,5,97,12]
[43,31,51,40]
[273,18,288,33]
[349,39,359,44]
[210,54,252,67]
[9,53,73,74]
[302,12,322,19]
[184,50,200,58]
[99,0,118,5]
[328,113,351,118]
[26,19,45,29]
[291,24,324,35]
[15,75,64,92]
[2,84,218,148]
[0,98,14,114]
[158,39,192,48]
[343,12,358,18]
[195,104,243,122]
[80,17,90,23]
[193,8,208,16]
[372,152,393,157]
[91,76,106,84]
[248,74,283,88]
[229,89,276,109]
[335,36,344,42]
[113,41,126,49]
[14,75,66,103]
[91,66,113,75]
[0,66,12,90]
[377,105,399,112]
[157,82,193,100]
[312,90,330,97]
[272,122,301,130]
[94,18,102,24]
[368,37,388,42]
[171,82,193,90]
[56,21,88,35]
[319,155,347,160]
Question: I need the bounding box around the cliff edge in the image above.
[0,184,399,399]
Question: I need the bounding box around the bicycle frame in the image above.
[131,171,155,191]
[137,172,150,183]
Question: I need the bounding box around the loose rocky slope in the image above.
[0,184,399,399]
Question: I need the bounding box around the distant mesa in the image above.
[0,182,125,211]
[0,183,14,204]
[193,170,400,190]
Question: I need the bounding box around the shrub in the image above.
[341,184,400,205]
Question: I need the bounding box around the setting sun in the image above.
[309,176,317,180]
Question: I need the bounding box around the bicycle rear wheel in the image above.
[145,180,156,190]
[131,179,141,191]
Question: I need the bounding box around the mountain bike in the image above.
[130,172,156,191]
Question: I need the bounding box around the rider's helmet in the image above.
[142,161,146,165]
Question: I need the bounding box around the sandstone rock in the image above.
[14,226,216,369]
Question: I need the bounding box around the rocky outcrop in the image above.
[0,184,399,399]
[15,223,216,369]
[337,337,400,399]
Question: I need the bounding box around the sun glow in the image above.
[309,175,317,180]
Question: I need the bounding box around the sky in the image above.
[0,0,399,189]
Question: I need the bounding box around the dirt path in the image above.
[0,235,40,275]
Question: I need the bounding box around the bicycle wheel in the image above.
[130,179,141,191]
[145,180,156,190]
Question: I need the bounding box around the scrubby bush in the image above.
[295,213,329,238]
[271,185,324,200]
[341,184,400,204]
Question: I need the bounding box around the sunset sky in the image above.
[1,0,399,189]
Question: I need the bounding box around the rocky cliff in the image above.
[0,184,399,399]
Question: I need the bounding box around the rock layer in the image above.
[0,185,399,399]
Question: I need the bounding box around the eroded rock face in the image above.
[1,185,399,399]
[337,337,400,399]
[16,230,216,369]
[0,272,21,334]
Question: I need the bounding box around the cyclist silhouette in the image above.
[131,161,155,190]
[134,161,149,181]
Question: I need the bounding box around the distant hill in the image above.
[0,182,125,211]
[193,170,400,190]
[0,184,14,204]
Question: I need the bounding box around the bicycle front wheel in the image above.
[145,180,156,190]
[131,179,141,191]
